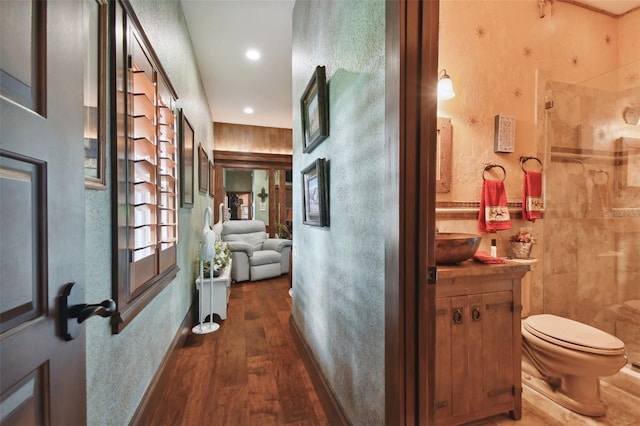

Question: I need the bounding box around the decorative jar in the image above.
[510,241,533,259]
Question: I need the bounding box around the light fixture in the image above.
[437,69,455,100]
[243,107,254,114]
[245,49,260,61]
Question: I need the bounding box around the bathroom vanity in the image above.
[435,261,529,425]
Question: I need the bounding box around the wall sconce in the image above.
[438,69,455,100]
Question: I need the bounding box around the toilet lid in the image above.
[524,314,625,355]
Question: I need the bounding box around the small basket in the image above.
[510,242,533,259]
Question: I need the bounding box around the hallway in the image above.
[142,275,328,425]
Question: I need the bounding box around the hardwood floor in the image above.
[145,275,329,426]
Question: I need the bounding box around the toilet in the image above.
[514,258,628,417]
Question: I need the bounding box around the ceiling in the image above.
[181,0,640,131]
[181,0,295,130]
[573,0,640,15]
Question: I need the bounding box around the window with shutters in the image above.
[111,0,179,333]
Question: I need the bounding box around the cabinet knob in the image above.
[452,308,464,324]
[472,307,481,321]
[436,400,448,409]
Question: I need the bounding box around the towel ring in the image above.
[520,156,543,172]
[482,164,506,181]
[591,169,609,185]
[566,159,585,175]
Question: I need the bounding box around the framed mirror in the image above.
[436,117,452,193]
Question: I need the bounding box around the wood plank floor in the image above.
[145,275,329,426]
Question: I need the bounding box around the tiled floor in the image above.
[469,366,640,426]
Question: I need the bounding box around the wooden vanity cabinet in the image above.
[435,263,528,425]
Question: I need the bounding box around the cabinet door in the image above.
[449,296,471,418]
[435,297,452,420]
[466,294,485,412]
[482,290,515,406]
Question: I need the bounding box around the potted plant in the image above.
[275,222,290,239]
[509,226,535,259]
[199,241,232,278]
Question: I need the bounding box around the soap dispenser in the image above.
[490,239,497,258]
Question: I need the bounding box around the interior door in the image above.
[1,1,87,424]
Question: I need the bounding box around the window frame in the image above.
[110,0,179,333]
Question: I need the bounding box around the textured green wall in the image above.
[84,1,213,424]
[291,1,386,423]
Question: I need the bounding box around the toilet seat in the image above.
[523,314,625,356]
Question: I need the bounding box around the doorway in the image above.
[227,192,252,220]
[212,150,292,238]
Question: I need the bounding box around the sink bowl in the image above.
[435,233,481,264]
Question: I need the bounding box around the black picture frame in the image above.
[179,109,194,208]
[301,66,329,154]
[83,0,108,190]
[208,160,215,198]
[301,158,329,227]
[198,143,208,194]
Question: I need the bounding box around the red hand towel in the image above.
[523,171,543,222]
[473,250,507,264]
[478,179,511,233]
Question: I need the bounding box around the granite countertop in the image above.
[436,259,530,279]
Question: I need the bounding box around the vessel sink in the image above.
[435,233,481,264]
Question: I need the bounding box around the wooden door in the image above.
[1,1,87,424]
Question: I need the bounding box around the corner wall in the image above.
[291,1,386,423]
[84,1,214,424]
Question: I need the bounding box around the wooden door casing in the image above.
[384,1,440,423]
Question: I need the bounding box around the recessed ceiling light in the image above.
[245,49,260,61]
[243,107,254,114]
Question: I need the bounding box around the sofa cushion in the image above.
[221,220,268,241]
[262,238,292,252]
[224,232,267,243]
[248,239,265,251]
[249,250,281,266]
[250,263,282,282]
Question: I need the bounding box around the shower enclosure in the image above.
[542,60,640,367]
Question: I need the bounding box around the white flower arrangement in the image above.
[212,241,231,270]
[199,241,231,277]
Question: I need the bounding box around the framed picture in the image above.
[198,143,208,194]
[179,109,194,207]
[83,0,108,190]
[301,158,329,227]
[301,66,329,153]
[208,160,215,197]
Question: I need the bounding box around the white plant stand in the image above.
[193,207,221,334]
[192,262,219,334]
[193,262,232,335]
